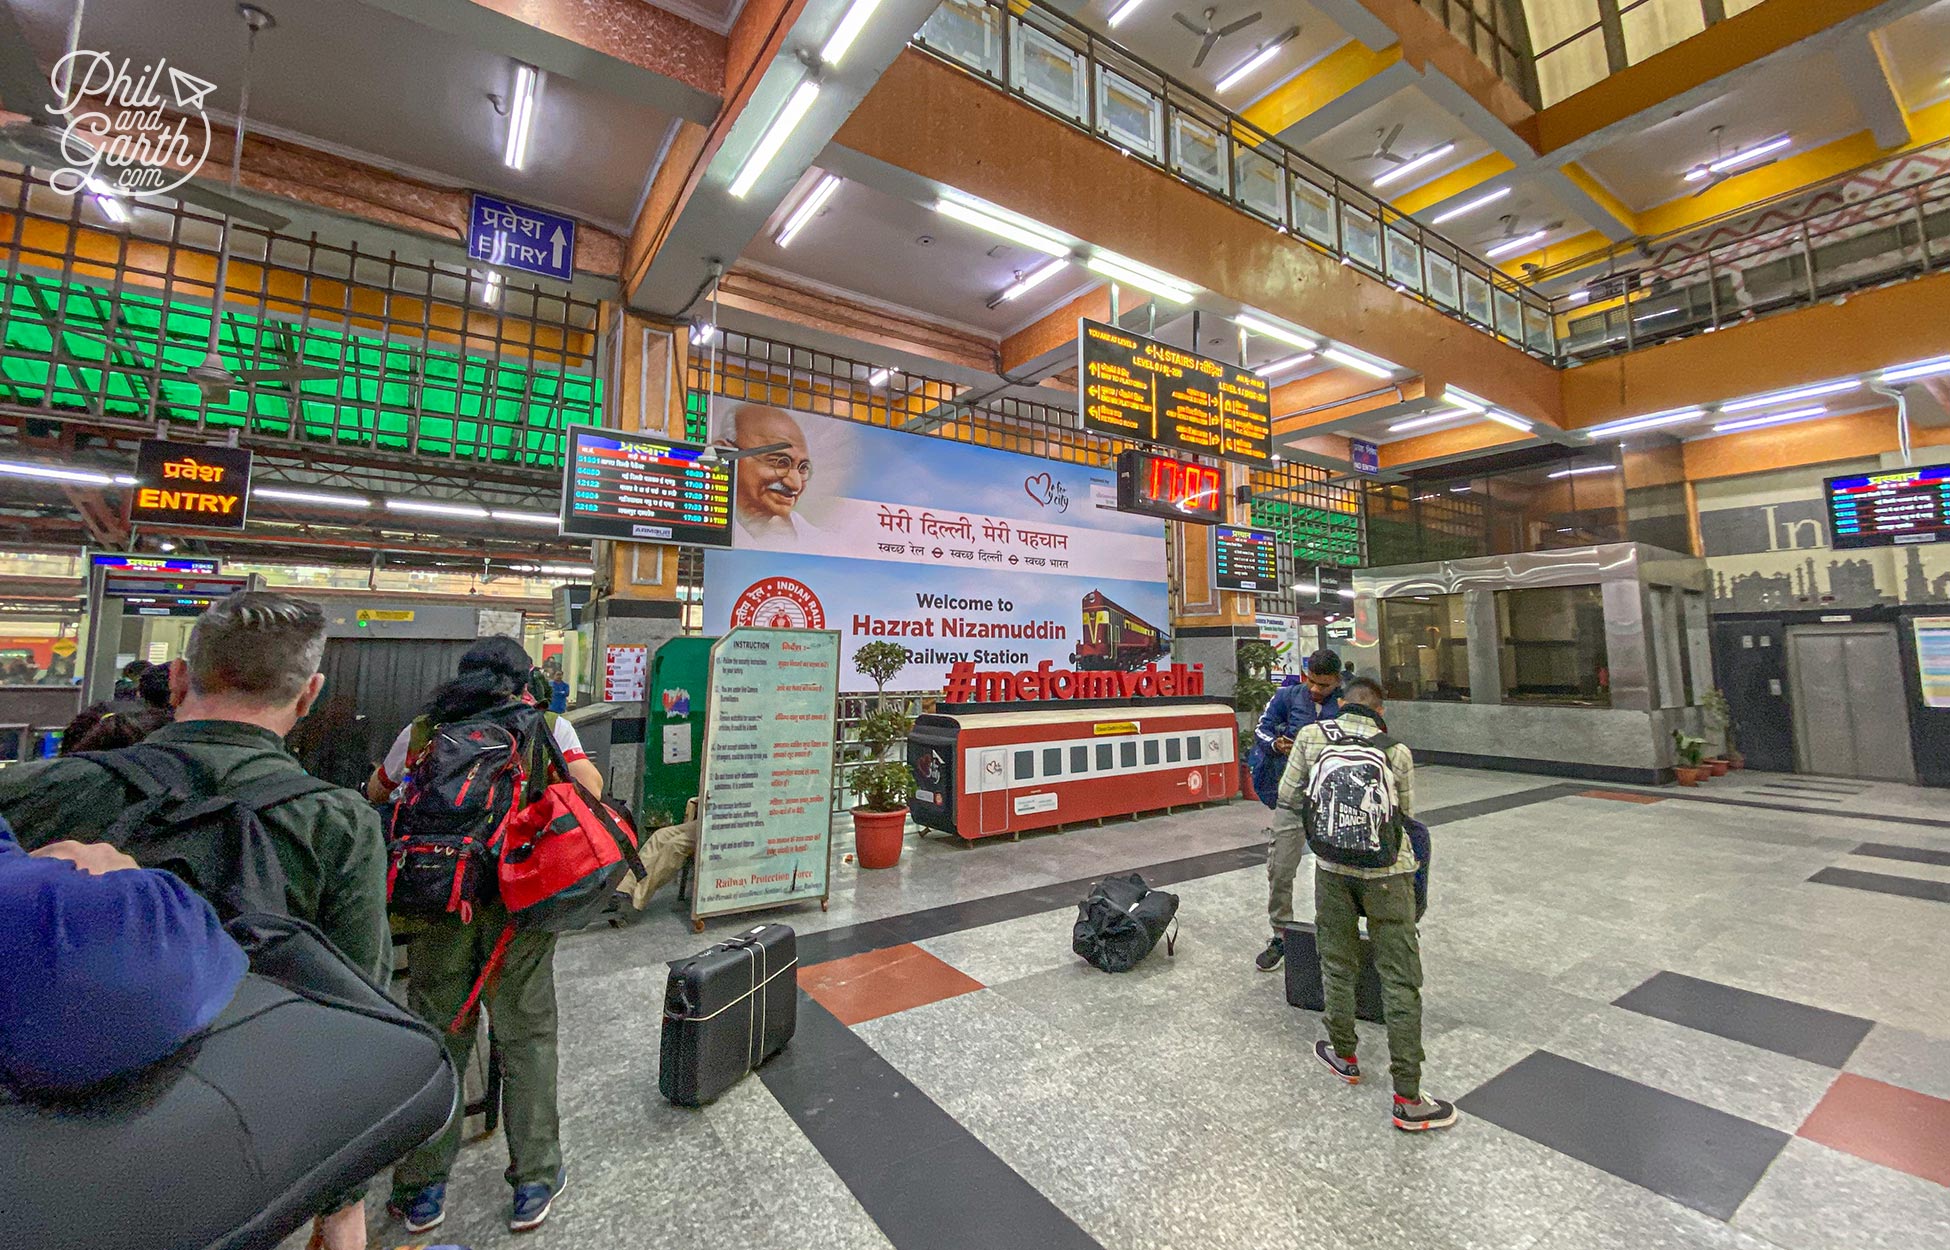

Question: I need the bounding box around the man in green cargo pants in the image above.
[1282,677,1457,1133]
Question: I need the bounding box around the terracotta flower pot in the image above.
[1727,753,1746,770]
[1708,758,1730,776]
[851,806,909,869]
[1674,766,1701,787]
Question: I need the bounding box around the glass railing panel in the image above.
[1425,247,1461,310]
[1493,286,1523,343]
[1097,65,1163,161]
[1291,171,1338,248]
[1234,142,1284,226]
[1522,302,1553,354]
[1343,207,1383,272]
[1013,16,1088,122]
[1170,106,1228,194]
[1460,264,1495,328]
[1385,227,1423,290]
[918,0,1003,78]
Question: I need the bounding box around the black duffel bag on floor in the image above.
[1073,873,1179,973]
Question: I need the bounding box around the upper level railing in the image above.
[912,0,1561,362]
[1545,140,1950,362]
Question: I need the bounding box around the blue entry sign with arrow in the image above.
[467,192,576,282]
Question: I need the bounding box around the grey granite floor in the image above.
[307,766,1950,1249]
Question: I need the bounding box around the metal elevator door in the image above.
[1784,624,1916,783]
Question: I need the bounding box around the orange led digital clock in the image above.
[1116,449,1226,525]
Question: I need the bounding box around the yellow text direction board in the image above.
[130,439,252,530]
[1078,319,1272,464]
[694,628,841,922]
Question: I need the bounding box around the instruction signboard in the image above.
[693,628,840,923]
[602,643,647,704]
[1915,617,1950,708]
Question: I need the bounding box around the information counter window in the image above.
[1495,586,1610,707]
[1377,595,1471,701]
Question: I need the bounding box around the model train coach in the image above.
[907,703,1238,840]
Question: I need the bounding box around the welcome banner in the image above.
[701,405,1170,688]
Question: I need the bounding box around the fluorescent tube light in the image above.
[1107,0,1150,27]
[1373,142,1455,189]
[1085,253,1197,303]
[511,563,595,577]
[1234,314,1317,351]
[85,176,128,223]
[1254,351,1315,380]
[730,78,820,200]
[1216,36,1291,94]
[1321,347,1393,379]
[1431,186,1510,225]
[867,367,892,387]
[1685,135,1791,182]
[1389,411,1467,433]
[1719,378,1858,413]
[1712,405,1828,433]
[1547,464,1617,479]
[255,487,371,509]
[1486,230,1546,259]
[503,64,539,171]
[1441,391,1487,414]
[1485,410,1534,432]
[934,197,1070,257]
[113,475,136,485]
[992,258,1068,305]
[387,499,490,519]
[1583,407,1705,439]
[477,270,502,307]
[1634,306,1680,323]
[776,173,842,248]
[0,460,115,485]
[489,509,560,526]
[1878,356,1950,383]
[820,0,885,66]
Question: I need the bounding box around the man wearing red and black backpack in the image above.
[365,636,601,1235]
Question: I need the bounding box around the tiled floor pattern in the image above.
[316,766,1950,1249]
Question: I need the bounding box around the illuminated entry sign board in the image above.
[1827,462,1950,549]
[129,439,252,530]
[1079,319,1272,464]
[1214,525,1280,593]
[560,427,734,547]
[1115,449,1225,525]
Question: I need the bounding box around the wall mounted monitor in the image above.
[1214,525,1281,593]
[1078,319,1272,464]
[560,427,734,547]
[1826,462,1950,549]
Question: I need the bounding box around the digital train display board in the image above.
[560,427,734,548]
[1214,525,1281,593]
[1079,319,1272,465]
[1115,449,1225,525]
[1826,462,1950,549]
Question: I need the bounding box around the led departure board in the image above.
[1214,525,1281,593]
[560,427,734,547]
[1115,449,1226,525]
[1826,462,1950,549]
[1078,319,1272,465]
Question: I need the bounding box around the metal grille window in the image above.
[0,167,601,471]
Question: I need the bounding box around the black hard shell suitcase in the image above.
[0,915,457,1250]
[660,923,798,1106]
[1282,922,1385,1023]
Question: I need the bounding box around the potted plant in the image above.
[850,642,916,867]
[851,760,916,869]
[1702,688,1743,770]
[1671,730,1707,786]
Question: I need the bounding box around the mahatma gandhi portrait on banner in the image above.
[718,404,818,546]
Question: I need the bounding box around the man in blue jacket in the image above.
[1249,649,1342,972]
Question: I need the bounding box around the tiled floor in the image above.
[320,765,1950,1250]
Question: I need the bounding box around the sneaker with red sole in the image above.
[1392,1094,1458,1131]
[1313,1040,1360,1084]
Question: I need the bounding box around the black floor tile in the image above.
[761,995,1102,1250]
[1458,1051,1789,1220]
[1809,865,1950,905]
[1612,970,1871,1068]
[1852,842,1950,869]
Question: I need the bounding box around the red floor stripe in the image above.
[1798,1072,1950,1188]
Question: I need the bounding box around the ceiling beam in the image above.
[1833,30,1911,150]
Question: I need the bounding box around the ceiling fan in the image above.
[0,0,289,230]
[1173,7,1263,70]
[1480,212,1564,253]
[1351,123,1408,166]
[1684,124,1783,197]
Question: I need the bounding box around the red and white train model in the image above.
[907,703,1239,841]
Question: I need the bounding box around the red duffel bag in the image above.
[498,730,647,932]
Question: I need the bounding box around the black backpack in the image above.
[1297,721,1405,870]
[1072,873,1179,973]
[78,744,336,918]
[383,702,546,921]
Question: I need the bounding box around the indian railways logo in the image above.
[45,51,215,199]
[729,577,826,630]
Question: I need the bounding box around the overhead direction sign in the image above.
[467,192,576,283]
[1078,319,1272,465]
[129,439,251,531]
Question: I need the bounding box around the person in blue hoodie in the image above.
[1248,649,1342,973]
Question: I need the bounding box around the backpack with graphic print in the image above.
[1299,721,1404,870]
